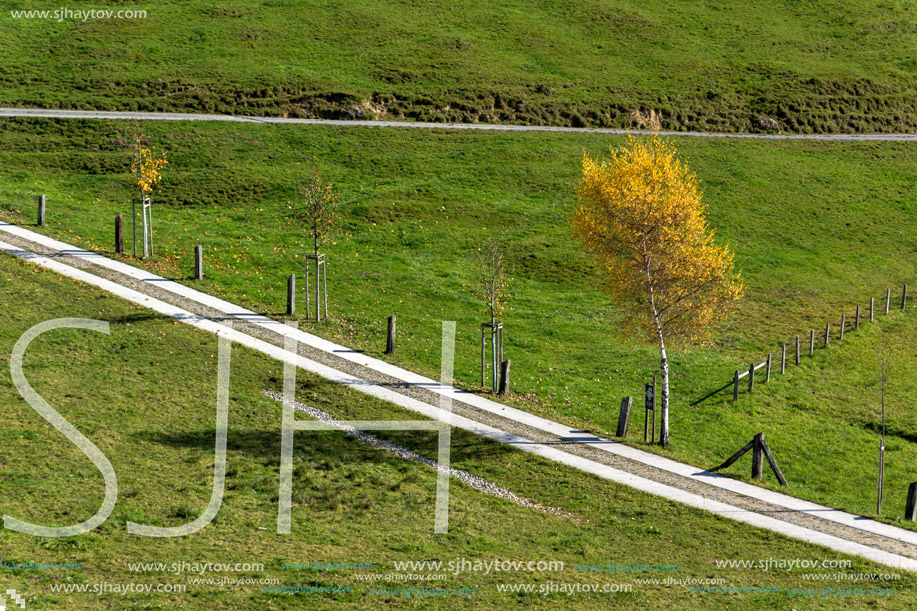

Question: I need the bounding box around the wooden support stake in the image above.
[385,315,396,355]
[615,396,632,437]
[37,194,46,226]
[286,274,296,316]
[780,343,786,374]
[906,482,917,522]
[748,362,755,393]
[795,335,800,365]
[498,359,511,395]
[194,245,203,280]
[751,433,764,481]
[904,283,909,310]
[766,354,771,383]
[809,329,815,356]
[115,214,123,254]
[855,305,860,330]
[878,439,885,515]
[733,370,739,401]
[886,288,891,314]
[711,438,755,472]
[870,297,875,323]
[840,313,845,341]
[760,437,789,487]
[824,323,830,348]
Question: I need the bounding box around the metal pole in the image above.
[304,259,310,318]
[132,199,137,257]
[314,257,320,321]
[142,203,149,258]
[322,257,328,318]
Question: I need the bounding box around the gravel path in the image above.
[261,389,567,516]
[1,107,916,142]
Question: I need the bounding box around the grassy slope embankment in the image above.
[1,0,916,132]
[0,117,915,529]
[5,252,916,609]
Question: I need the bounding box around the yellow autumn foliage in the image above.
[130,133,167,194]
[572,135,743,345]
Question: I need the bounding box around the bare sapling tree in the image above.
[572,135,743,446]
[298,170,341,258]
[296,170,341,319]
[472,240,512,392]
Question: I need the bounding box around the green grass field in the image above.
[2,0,917,132]
[5,250,915,609]
[0,117,915,532]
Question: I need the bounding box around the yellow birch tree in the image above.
[571,135,743,446]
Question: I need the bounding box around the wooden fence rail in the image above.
[692,283,910,405]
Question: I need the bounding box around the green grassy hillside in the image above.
[6,251,915,609]
[1,1,916,132]
[0,117,915,526]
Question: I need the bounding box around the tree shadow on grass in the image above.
[131,424,517,469]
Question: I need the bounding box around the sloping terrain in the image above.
[1,1,916,132]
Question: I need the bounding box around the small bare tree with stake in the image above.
[472,240,512,392]
[296,171,341,321]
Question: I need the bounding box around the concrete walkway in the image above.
[3,220,917,549]
[2,223,917,570]
[1,107,916,142]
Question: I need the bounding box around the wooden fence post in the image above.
[855,305,860,330]
[37,194,46,226]
[194,245,203,280]
[795,335,800,365]
[752,433,764,481]
[904,284,909,310]
[766,354,771,383]
[615,397,632,437]
[748,362,755,393]
[886,288,891,314]
[733,370,739,401]
[824,323,830,348]
[115,214,123,254]
[906,482,917,522]
[498,359,511,395]
[809,329,815,356]
[870,297,875,323]
[840,313,845,341]
[286,274,296,316]
[385,315,396,355]
[651,374,656,443]
[780,343,786,375]
[644,380,655,443]
[480,325,486,388]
